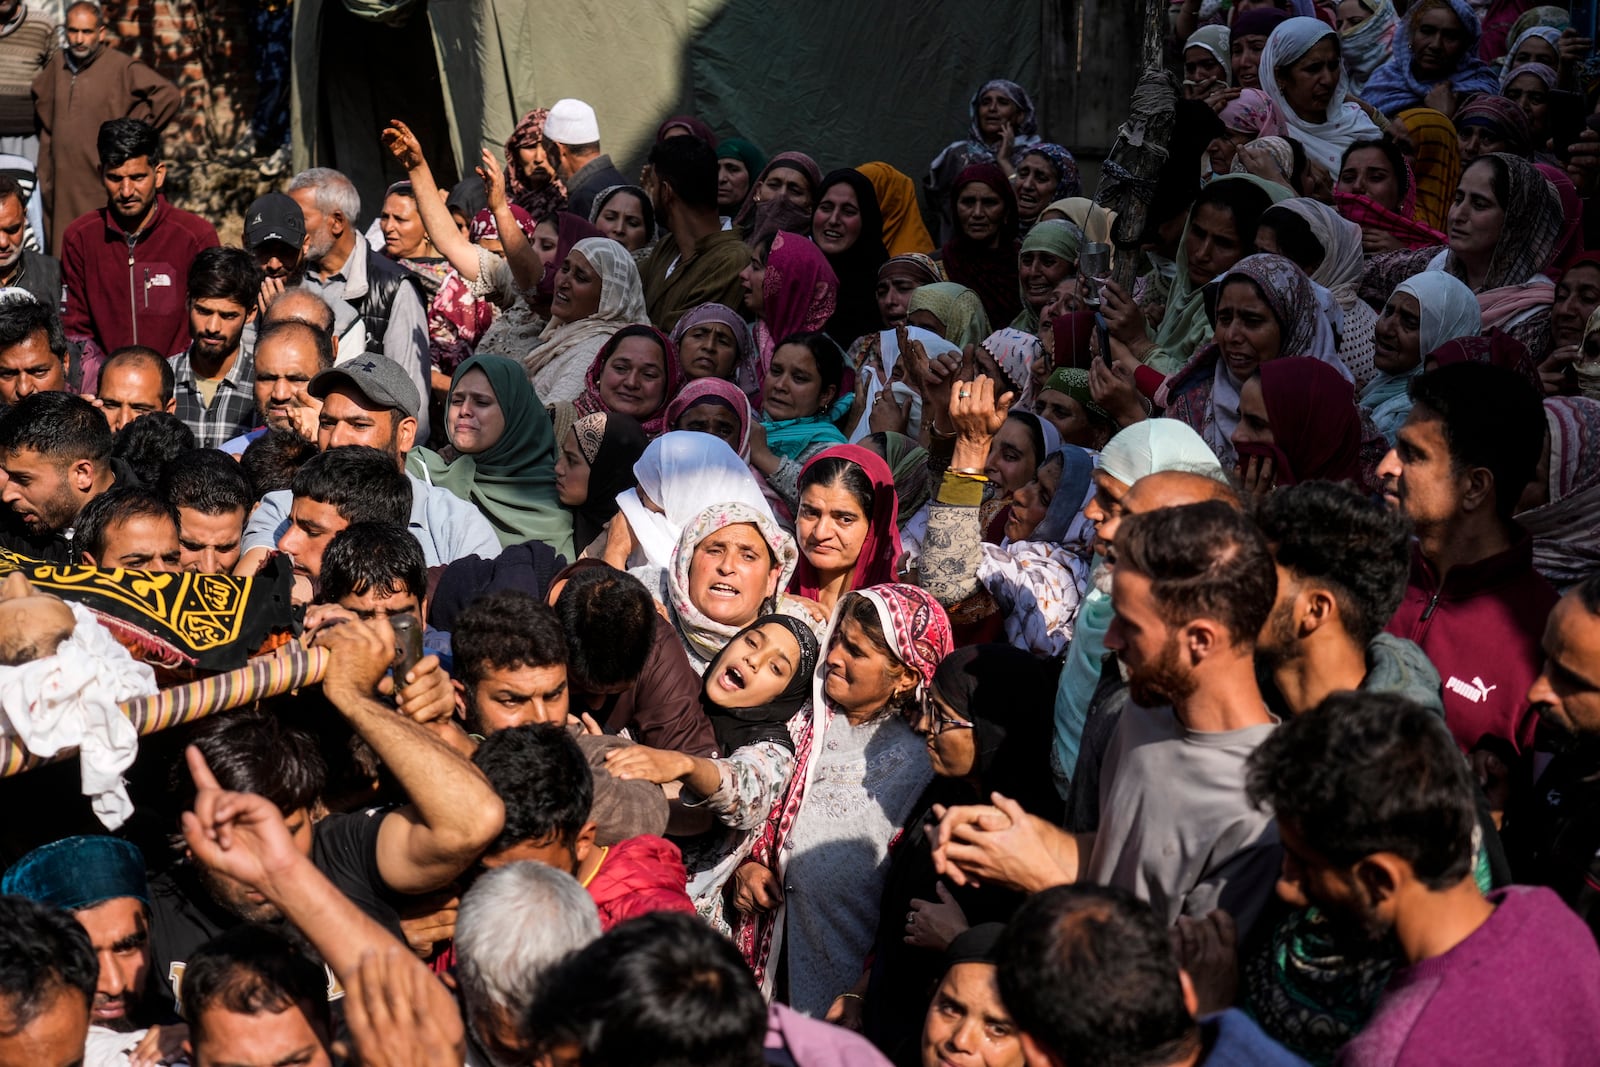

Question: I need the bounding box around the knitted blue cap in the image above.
[2,835,149,911]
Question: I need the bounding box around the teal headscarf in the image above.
[413,354,575,556]
[1011,219,1083,333]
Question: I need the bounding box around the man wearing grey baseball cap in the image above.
[234,351,499,577]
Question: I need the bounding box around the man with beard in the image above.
[932,501,1282,939]
[32,1,178,257]
[234,355,499,572]
[240,192,367,358]
[59,118,217,393]
[171,247,262,448]
[2,836,188,1066]
[1500,573,1600,940]
[1377,363,1556,758]
[1254,481,1441,717]
[0,175,59,307]
[0,391,131,563]
[286,168,429,442]
[1061,467,1238,829]
[1247,692,1600,1064]
[148,616,503,1011]
[638,134,749,332]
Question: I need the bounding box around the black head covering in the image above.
[816,168,890,349]
[569,412,649,551]
[446,177,489,224]
[944,922,1007,969]
[931,643,1062,820]
[701,614,820,756]
[427,538,566,633]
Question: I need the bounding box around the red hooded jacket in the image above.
[61,194,219,390]
[584,834,697,931]
[1385,534,1558,755]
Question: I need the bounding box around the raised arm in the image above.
[182,745,466,1065]
[380,118,481,281]
[315,619,505,894]
[479,149,544,293]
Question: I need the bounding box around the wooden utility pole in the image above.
[1094,0,1180,293]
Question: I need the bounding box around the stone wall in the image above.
[102,0,266,241]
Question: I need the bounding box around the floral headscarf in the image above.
[504,108,569,220]
[1185,26,1232,86]
[982,328,1046,411]
[573,323,686,438]
[1340,0,1398,94]
[468,204,537,243]
[966,79,1041,144]
[752,232,839,385]
[566,410,649,552]
[1220,89,1274,136]
[666,501,799,672]
[1020,144,1082,203]
[820,584,954,720]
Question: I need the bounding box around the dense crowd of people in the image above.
[1,0,1599,1065]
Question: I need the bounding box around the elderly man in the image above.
[32,1,178,255]
[545,99,626,219]
[285,168,428,440]
[3,835,187,1066]
[240,192,366,356]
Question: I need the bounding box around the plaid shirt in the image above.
[172,344,259,449]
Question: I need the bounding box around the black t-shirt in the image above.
[148,809,399,1010]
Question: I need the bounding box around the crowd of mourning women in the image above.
[5,0,1600,1064]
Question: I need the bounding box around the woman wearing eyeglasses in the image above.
[852,643,1062,1061]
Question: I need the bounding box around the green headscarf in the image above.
[907,282,991,350]
[870,430,930,526]
[413,354,575,556]
[1145,173,1291,375]
[1040,367,1113,427]
[1011,219,1083,333]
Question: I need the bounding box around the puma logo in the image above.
[1445,676,1498,704]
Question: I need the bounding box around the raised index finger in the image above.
[186,745,222,793]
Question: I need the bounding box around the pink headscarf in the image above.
[573,324,687,438]
[1220,89,1273,136]
[665,377,753,455]
[753,232,838,386]
[789,445,902,600]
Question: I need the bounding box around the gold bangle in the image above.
[949,466,985,476]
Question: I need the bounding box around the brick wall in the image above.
[102,0,255,163]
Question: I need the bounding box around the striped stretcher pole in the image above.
[0,644,330,778]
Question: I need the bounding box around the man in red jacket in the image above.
[1379,362,1557,757]
[472,722,696,931]
[60,118,219,393]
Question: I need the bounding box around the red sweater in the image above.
[1385,535,1558,755]
[61,194,219,390]
[584,834,697,931]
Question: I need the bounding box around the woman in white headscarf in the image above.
[1261,198,1378,387]
[606,431,775,570]
[1358,272,1481,443]
[523,235,649,404]
[1259,17,1381,173]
